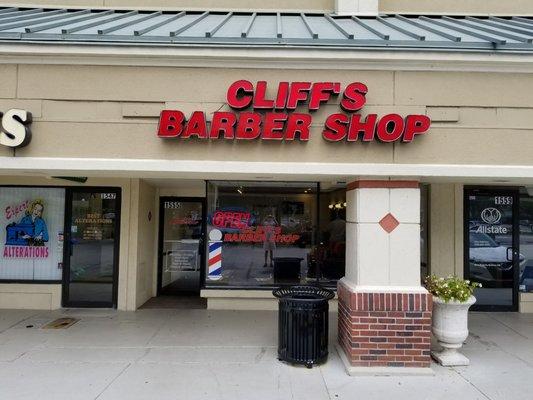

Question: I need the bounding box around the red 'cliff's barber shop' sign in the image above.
[157,81,431,142]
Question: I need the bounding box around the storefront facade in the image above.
[1,0,533,372]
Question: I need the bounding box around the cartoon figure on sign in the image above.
[5,199,49,246]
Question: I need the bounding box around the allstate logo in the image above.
[481,208,502,224]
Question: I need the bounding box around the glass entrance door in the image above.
[465,188,519,311]
[63,188,121,308]
[158,197,205,295]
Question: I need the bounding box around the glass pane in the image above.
[206,181,318,287]
[316,186,346,284]
[466,193,514,307]
[519,194,533,292]
[0,187,65,281]
[68,191,118,304]
[161,200,203,293]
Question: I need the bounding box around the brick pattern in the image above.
[338,281,432,368]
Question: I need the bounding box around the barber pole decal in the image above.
[208,229,223,280]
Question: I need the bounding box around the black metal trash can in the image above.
[273,285,335,368]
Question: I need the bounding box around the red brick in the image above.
[351,324,370,330]
[350,311,371,317]
[388,311,405,318]
[338,289,432,369]
[378,330,396,337]
[359,342,378,349]
[395,355,414,362]
[349,349,371,355]
[386,350,405,355]
[387,337,405,343]
[359,330,378,336]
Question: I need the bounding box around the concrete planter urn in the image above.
[431,296,476,366]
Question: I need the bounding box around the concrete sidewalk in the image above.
[1,309,532,400]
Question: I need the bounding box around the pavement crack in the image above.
[452,368,493,400]
[94,362,132,400]
[487,314,529,340]
[318,365,334,400]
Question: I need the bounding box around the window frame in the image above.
[203,180,341,290]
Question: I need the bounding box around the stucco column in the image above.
[337,180,432,374]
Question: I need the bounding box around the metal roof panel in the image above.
[0,7,532,52]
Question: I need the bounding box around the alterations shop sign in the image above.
[157,81,431,142]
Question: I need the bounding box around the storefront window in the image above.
[316,186,346,284]
[0,187,65,281]
[206,181,324,287]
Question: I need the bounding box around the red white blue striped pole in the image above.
[208,229,222,280]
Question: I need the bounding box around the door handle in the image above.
[506,247,514,262]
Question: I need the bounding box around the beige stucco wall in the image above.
[2,1,334,12]
[1,65,531,169]
[0,284,61,310]
[429,183,464,278]
[5,0,533,14]
[201,289,338,311]
[131,179,157,309]
[380,0,533,16]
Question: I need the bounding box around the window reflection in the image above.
[205,181,345,287]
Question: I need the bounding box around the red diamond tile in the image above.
[379,213,399,233]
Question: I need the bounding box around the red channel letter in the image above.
[227,80,254,110]
[403,115,431,142]
[158,110,185,137]
[285,113,312,141]
[376,114,404,142]
[340,82,368,112]
[322,113,349,141]
[235,112,261,139]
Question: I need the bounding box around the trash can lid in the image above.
[272,285,335,301]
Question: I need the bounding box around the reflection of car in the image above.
[469,231,526,287]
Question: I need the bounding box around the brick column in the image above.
[337,180,432,375]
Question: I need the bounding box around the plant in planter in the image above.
[424,275,481,366]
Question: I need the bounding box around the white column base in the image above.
[335,344,435,376]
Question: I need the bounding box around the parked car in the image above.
[469,231,526,287]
